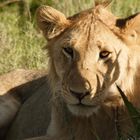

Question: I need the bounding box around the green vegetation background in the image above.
[0,0,140,74]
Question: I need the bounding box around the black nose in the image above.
[70,89,90,101]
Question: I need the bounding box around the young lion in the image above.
[5,4,140,140]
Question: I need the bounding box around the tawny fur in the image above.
[3,4,140,140]
[24,5,140,140]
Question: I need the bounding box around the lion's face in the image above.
[37,5,140,116]
[49,20,127,116]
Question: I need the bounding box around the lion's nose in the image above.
[70,89,90,101]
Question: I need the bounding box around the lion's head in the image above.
[36,5,140,117]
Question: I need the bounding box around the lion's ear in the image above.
[36,6,70,40]
[94,6,140,46]
[116,14,140,45]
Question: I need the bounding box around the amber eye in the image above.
[99,51,110,59]
[62,47,73,58]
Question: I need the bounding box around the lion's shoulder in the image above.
[5,74,51,140]
[0,69,49,139]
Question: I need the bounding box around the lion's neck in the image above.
[47,100,118,140]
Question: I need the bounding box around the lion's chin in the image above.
[67,104,100,117]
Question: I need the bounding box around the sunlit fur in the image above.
[29,5,140,140]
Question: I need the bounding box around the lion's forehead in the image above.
[52,11,124,60]
[61,18,121,51]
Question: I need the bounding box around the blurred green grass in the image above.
[0,6,47,74]
[0,0,140,74]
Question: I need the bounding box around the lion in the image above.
[3,4,140,140]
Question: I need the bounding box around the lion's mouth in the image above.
[69,102,99,110]
[67,103,100,116]
[75,103,96,108]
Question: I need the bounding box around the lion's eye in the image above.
[99,51,110,59]
[62,47,73,58]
